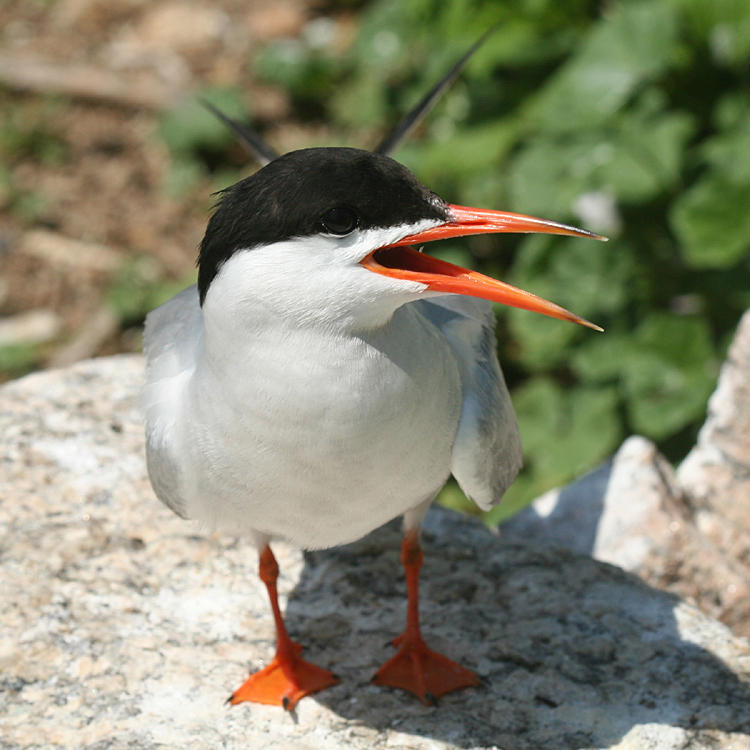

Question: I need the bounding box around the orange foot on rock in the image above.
[229,641,338,711]
[372,632,479,705]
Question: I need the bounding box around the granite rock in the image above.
[500,435,685,571]
[503,311,750,640]
[677,310,750,635]
[679,309,750,513]
[2,355,750,750]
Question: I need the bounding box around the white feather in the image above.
[144,224,521,549]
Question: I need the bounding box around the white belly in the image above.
[177,305,461,548]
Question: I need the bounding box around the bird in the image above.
[143,34,605,711]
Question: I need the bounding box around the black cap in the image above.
[198,148,448,304]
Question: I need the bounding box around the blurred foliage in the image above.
[157,0,750,521]
[0,96,66,222]
[107,257,196,325]
[157,86,247,196]
[0,342,43,380]
[0,97,68,166]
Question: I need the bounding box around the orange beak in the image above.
[360,204,606,331]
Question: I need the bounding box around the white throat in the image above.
[200,220,442,339]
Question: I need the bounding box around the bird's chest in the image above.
[185,309,461,546]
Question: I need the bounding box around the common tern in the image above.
[144,36,604,710]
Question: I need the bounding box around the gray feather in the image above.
[143,285,203,519]
[415,296,522,510]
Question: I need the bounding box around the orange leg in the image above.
[372,529,479,705]
[229,545,338,710]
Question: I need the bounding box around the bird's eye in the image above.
[319,206,359,236]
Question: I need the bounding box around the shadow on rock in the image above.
[281,506,750,750]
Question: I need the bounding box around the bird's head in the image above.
[198,147,604,331]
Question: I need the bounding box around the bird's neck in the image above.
[201,243,428,338]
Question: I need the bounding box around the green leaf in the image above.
[670,175,750,268]
[565,385,624,471]
[505,234,632,369]
[506,307,582,371]
[397,119,519,185]
[527,1,680,132]
[507,137,592,217]
[713,91,750,131]
[486,379,621,523]
[674,0,750,66]
[518,379,621,475]
[571,332,634,383]
[621,314,717,439]
[158,87,247,156]
[508,99,693,215]
[608,104,694,200]
[701,113,750,186]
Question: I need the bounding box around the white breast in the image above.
[146,290,462,549]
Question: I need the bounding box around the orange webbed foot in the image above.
[372,633,479,705]
[229,642,338,710]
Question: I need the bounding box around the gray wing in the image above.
[142,285,203,519]
[415,296,523,510]
[143,284,203,382]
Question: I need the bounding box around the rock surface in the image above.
[678,310,750,518]
[2,355,750,749]
[677,310,750,634]
[501,435,685,570]
[505,310,750,639]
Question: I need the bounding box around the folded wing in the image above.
[415,296,522,510]
[143,285,203,518]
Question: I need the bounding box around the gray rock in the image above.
[679,309,750,513]
[504,311,750,640]
[2,355,750,749]
[500,435,684,570]
[677,310,750,635]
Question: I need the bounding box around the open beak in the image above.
[361,204,606,331]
